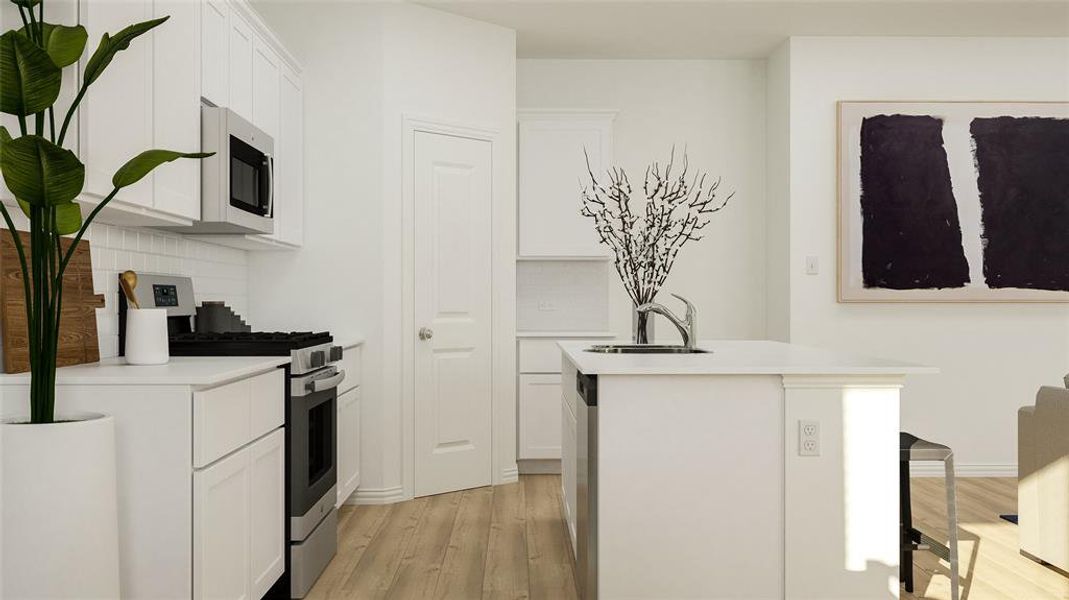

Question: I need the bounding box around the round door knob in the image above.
[419,327,434,341]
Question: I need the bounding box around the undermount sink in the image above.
[585,344,709,354]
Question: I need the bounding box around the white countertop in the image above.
[0,356,291,387]
[558,340,937,376]
[337,335,365,348]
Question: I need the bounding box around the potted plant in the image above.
[581,147,731,343]
[0,1,209,596]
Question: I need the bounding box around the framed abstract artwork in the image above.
[838,101,1069,302]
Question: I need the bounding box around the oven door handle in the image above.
[307,369,345,393]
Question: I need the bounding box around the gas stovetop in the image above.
[169,331,334,356]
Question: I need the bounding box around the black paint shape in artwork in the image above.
[859,114,970,289]
[971,116,1069,292]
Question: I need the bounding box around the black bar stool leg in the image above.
[900,458,914,593]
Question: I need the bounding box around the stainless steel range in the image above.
[118,274,343,599]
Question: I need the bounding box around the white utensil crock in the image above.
[125,308,169,365]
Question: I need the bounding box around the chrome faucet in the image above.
[636,293,697,349]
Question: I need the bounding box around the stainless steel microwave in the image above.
[187,106,275,234]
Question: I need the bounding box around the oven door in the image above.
[289,385,337,523]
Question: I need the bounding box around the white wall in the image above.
[250,2,516,500]
[785,37,1069,473]
[517,59,767,341]
[765,43,790,342]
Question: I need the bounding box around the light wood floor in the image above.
[308,474,577,599]
[309,475,1067,600]
[902,477,1069,600]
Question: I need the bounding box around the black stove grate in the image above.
[169,331,333,356]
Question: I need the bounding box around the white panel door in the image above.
[153,0,200,219]
[414,131,493,498]
[248,430,285,599]
[193,447,251,600]
[518,374,563,459]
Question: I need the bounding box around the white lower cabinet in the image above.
[248,430,286,599]
[519,374,563,459]
[337,386,362,507]
[194,427,284,600]
[194,443,251,600]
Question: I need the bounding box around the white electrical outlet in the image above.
[805,255,820,275]
[537,301,557,312]
[799,420,820,457]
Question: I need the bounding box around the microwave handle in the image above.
[266,154,275,219]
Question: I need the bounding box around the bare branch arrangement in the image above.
[580,147,733,308]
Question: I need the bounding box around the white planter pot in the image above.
[1,413,121,599]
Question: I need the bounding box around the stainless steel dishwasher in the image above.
[576,373,598,600]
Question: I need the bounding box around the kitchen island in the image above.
[558,340,935,600]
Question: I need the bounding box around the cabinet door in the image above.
[200,0,229,107]
[251,38,280,140]
[153,0,201,219]
[79,0,155,206]
[517,112,614,257]
[274,63,304,245]
[337,387,361,507]
[519,374,563,459]
[227,10,254,121]
[193,447,251,600]
[248,429,285,599]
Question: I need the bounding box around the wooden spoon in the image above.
[120,270,140,309]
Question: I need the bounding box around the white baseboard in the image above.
[518,459,561,475]
[910,463,1017,478]
[352,485,407,505]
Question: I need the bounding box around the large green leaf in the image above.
[0,30,61,116]
[20,23,88,68]
[53,201,81,235]
[0,135,84,206]
[112,149,212,189]
[83,17,167,86]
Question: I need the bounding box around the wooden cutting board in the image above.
[0,230,105,373]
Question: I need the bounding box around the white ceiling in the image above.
[418,0,1069,58]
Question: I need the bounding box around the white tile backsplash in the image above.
[517,260,610,332]
[83,223,248,358]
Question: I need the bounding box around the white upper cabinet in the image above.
[80,0,156,209]
[200,0,229,108]
[272,63,304,246]
[78,0,203,224]
[227,10,254,122]
[518,111,615,258]
[153,0,201,220]
[251,38,280,140]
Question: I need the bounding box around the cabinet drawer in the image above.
[338,345,362,394]
[194,369,284,468]
[518,339,566,373]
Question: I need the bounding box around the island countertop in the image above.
[0,356,291,387]
[558,339,936,376]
